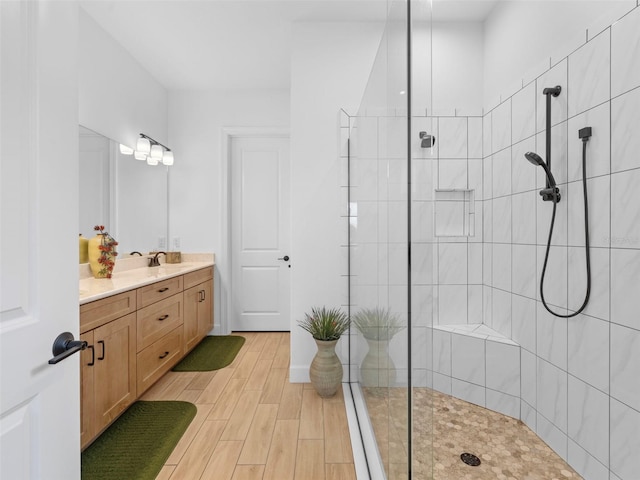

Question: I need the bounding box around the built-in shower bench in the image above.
[431,323,522,421]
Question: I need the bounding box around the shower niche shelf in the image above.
[434,189,475,237]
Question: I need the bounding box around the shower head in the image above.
[524,151,557,188]
[419,131,436,148]
[525,151,545,167]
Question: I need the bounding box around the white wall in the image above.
[167,88,290,330]
[289,22,385,382]
[483,0,636,107]
[432,22,484,114]
[79,8,168,148]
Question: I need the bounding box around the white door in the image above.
[1,2,80,478]
[231,136,291,331]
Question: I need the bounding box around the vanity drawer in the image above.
[136,276,183,308]
[136,293,183,352]
[183,267,213,290]
[136,326,183,395]
[80,290,137,333]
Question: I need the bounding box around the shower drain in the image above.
[460,452,481,467]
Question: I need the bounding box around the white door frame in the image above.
[219,127,291,335]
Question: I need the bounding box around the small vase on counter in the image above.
[87,225,118,279]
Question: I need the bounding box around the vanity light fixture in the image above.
[136,136,151,154]
[150,144,164,160]
[135,133,174,167]
[162,151,174,166]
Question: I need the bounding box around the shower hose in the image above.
[539,138,591,318]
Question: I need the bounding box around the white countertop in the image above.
[79,253,214,305]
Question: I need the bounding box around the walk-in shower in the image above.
[346,1,640,479]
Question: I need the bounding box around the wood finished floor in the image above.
[140,332,357,480]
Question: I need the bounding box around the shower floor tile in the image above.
[363,387,582,480]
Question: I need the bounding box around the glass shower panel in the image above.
[410,1,435,479]
[348,1,417,478]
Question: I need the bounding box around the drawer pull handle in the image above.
[97,340,105,360]
[87,344,95,366]
[158,287,170,293]
[158,351,170,359]
[158,314,169,321]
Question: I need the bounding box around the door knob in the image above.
[278,255,290,261]
[48,332,87,364]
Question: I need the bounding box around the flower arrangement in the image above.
[93,225,118,278]
[352,307,404,341]
[298,307,350,341]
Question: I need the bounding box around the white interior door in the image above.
[1,2,80,478]
[231,136,291,331]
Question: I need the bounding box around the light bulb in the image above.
[119,144,134,155]
[136,137,151,154]
[162,151,174,166]
[147,156,159,166]
[134,151,147,161]
[150,144,163,159]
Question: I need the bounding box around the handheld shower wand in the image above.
[524,151,560,202]
[524,84,592,319]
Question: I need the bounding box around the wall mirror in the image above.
[79,126,169,259]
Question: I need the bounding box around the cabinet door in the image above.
[80,331,95,449]
[198,279,214,338]
[93,313,137,433]
[183,285,201,352]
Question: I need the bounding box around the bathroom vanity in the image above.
[78,257,214,449]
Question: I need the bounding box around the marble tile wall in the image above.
[427,114,483,329]
[482,5,640,479]
[347,111,484,388]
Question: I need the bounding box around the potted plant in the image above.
[352,307,404,387]
[298,307,350,397]
[87,225,118,279]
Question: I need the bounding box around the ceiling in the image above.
[80,0,498,91]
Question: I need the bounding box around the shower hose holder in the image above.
[540,186,561,202]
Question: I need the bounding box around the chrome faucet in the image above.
[148,251,166,267]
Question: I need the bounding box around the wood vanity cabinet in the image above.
[183,267,214,352]
[80,266,214,449]
[80,292,137,450]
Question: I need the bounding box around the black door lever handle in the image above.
[48,332,88,365]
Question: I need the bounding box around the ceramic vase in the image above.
[79,234,88,264]
[309,339,343,398]
[88,233,117,279]
[360,338,396,388]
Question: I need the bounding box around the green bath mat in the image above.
[81,400,196,480]
[172,335,246,372]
